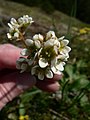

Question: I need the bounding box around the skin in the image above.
[0,44,62,110]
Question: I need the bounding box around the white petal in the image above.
[18,18,23,24]
[54,40,60,46]
[23,15,29,18]
[21,63,27,69]
[38,72,44,80]
[38,48,42,56]
[28,58,34,65]
[53,46,58,54]
[33,34,43,41]
[51,66,57,73]
[46,31,56,40]
[60,46,71,55]
[24,18,28,23]
[57,54,66,60]
[33,34,39,40]
[54,70,62,75]
[31,65,39,75]
[58,36,65,41]
[38,34,44,41]
[39,58,48,68]
[45,70,53,79]
[11,18,17,25]
[14,32,19,38]
[20,15,34,24]
[8,23,14,29]
[31,69,35,75]
[20,49,29,56]
[25,39,33,46]
[64,54,69,61]
[44,39,54,47]
[51,57,57,65]
[31,66,37,75]
[65,46,71,52]
[7,33,12,39]
[56,63,64,71]
[20,63,27,73]
[61,39,69,46]
[35,40,41,48]
[16,62,21,69]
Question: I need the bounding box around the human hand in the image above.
[0,44,62,109]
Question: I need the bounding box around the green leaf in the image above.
[21,90,42,103]
[80,95,89,107]
[65,64,74,79]
[19,103,26,116]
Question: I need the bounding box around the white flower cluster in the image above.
[7,15,34,39]
[7,15,71,80]
[16,31,71,80]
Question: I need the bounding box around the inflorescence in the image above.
[7,15,71,80]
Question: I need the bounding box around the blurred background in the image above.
[8,0,90,24]
[0,0,90,120]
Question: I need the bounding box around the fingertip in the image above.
[36,80,60,92]
[44,74,63,82]
[53,74,63,81]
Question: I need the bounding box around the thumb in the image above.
[0,71,36,109]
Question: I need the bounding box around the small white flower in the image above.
[28,58,34,65]
[10,18,19,28]
[7,22,20,39]
[18,15,34,25]
[33,34,44,42]
[56,62,65,71]
[16,57,27,69]
[34,40,41,48]
[58,37,71,55]
[20,48,30,56]
[51,56,65,74]
[8,23,14,29]
[46,31,56,40]
[7,33,12,39]
[20,63,28,73]
[31,65,38,75]
[39,58,48,68]
[51,65,62,74]
[44,39,54,47]
[44,38,60,48]
[14,32,19,38]
[25,39,34,46]
[10,18,17,25]
[38,72,44,80]
[16,61,21,69]
[7,15,34,40]
[45,68,53,79]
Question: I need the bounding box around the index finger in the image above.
[0,44,22,69]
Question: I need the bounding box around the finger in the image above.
[0,69,17,78]
[0,44,22,69]
[36,80,60,92]
[44,74,63,82]
[0,72,36,109]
